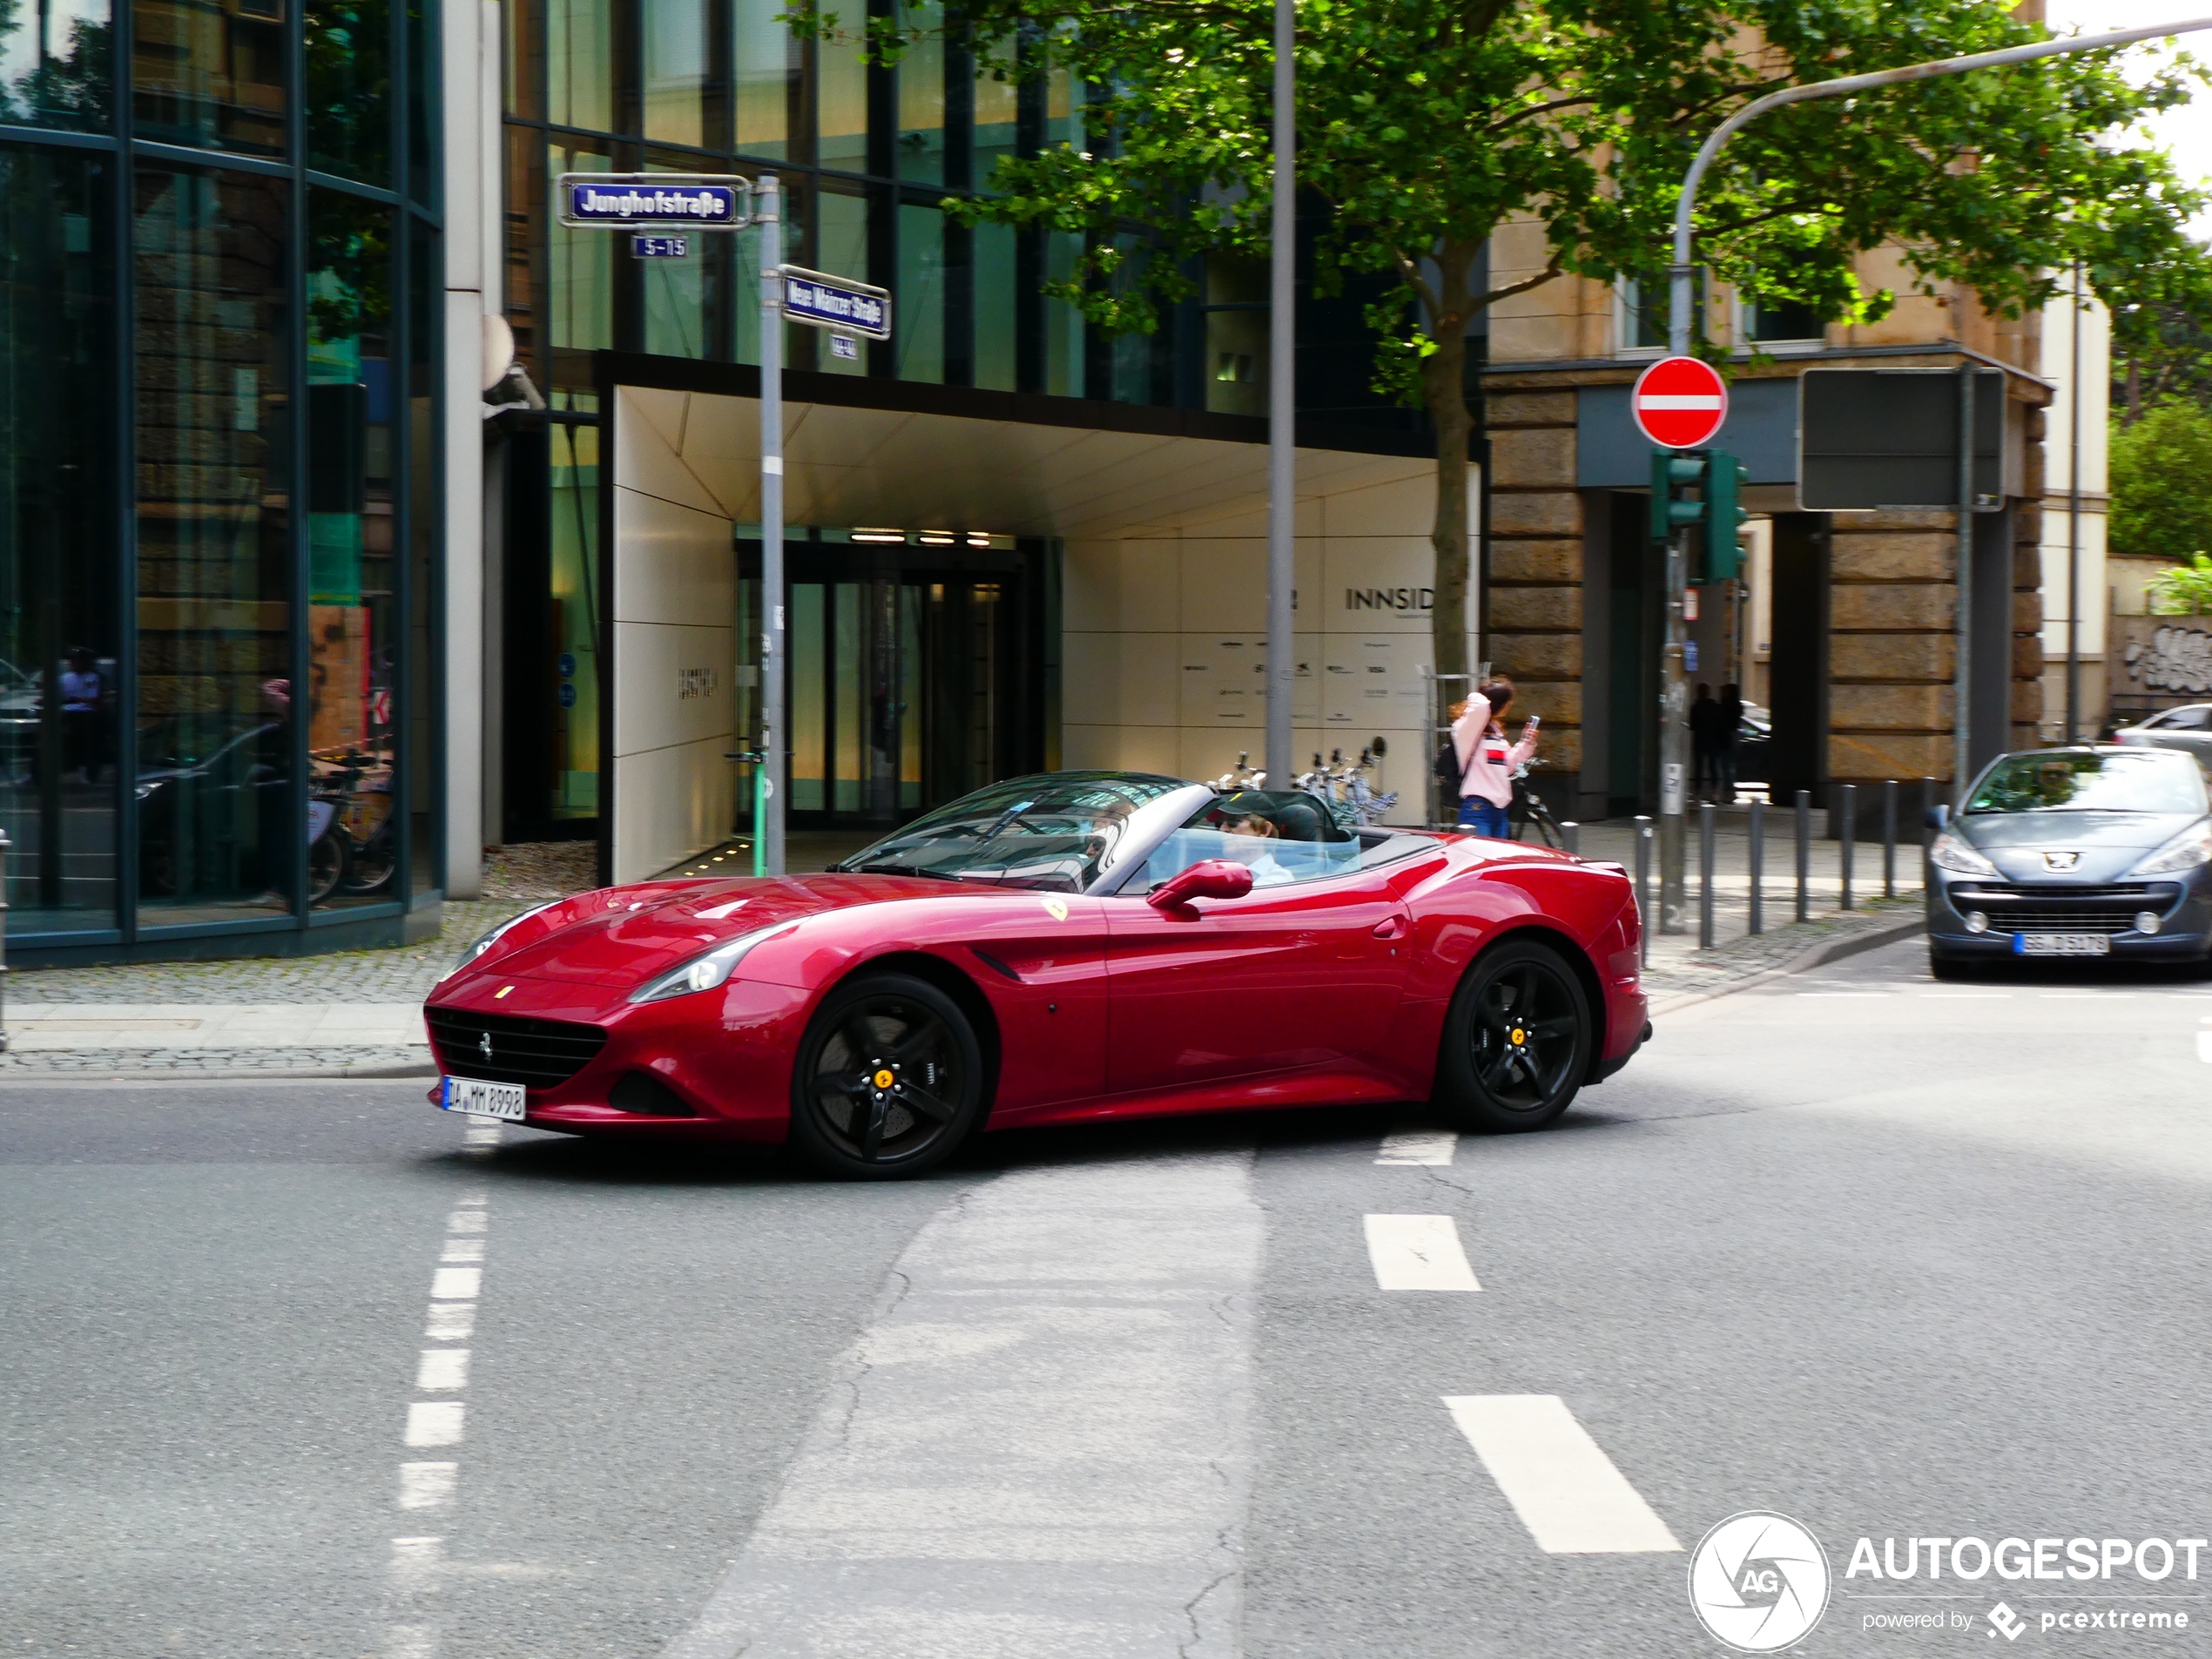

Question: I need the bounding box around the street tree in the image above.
[791,0,2207,684]
[2112,400,2212,567]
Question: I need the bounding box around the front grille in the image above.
[428,1007,608,1089]
[1951,882,2182,935]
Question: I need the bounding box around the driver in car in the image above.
[1221,810,1294,887]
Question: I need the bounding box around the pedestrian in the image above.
[1450,678,1538,840]
[1716,681,1744,804]
[59,648,105,783]
[1689,682,1721,801]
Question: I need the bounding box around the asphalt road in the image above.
[8,936,2212,1656]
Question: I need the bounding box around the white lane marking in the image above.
[2197,1031,2212,1063]
[416,1349,470,1391]
[660,1155,1264,1659]
[425,1302,475,1341]
[456,1189,488,1205]
[398,1462,458,1510]
[439,1238,485,1263]
[462,1121,503,1154]
[1442,1394,1681,1554]
[1376,1128,1458,1166]
[1364,1215,1481,1291]
[405,1402,466,1447]
[2041,993,2134,1000]
[1922,992,2009,999]
[1795,992,1891,998]
[383,1623,439,1659]
[445,1209,487,1234]
[389,1536,444,1590]
[430,1267,481,1300]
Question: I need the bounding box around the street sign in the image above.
[1630,355,1729,449]
[556,173,749,230]
[1798,368,2006,511]
[629,234,691,260]
[778,265,892,340]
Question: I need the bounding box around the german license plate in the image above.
[2013,933,2111,957]
[439,1076,527,1121]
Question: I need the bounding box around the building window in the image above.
[132,166,294,922]
[132,0,287,157]
[306,0,395,186]
[1618,277,1669,354]
[0,145,116,936]
[897,201,945,382]
[1739,292,1824,348]
[0,0,111,132]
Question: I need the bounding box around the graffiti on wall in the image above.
[2121,619,2212,694]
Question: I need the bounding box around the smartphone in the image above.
[1526,714,1541,730]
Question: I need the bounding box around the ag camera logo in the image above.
[1689,1512,1831,1651]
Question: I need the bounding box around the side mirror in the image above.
[1147,858,1255,912]
[1925,805,1950,831]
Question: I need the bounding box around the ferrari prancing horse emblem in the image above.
[1042,898,1069,921]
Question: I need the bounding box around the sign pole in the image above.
[1660,524,1689,932]
[1954,363,1974,807]
[1263,0,1295,786]
[758,173,786,877]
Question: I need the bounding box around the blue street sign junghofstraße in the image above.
[778,265,892,340]
[557,174,748,229]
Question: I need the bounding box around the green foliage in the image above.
[2149,552,2212,617]
[2112,401,2212,566]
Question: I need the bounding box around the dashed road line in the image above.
[1364,1214,1480,1291]
[1441,1394,1681,1554]
[1376,1127,1458,1165]
[2196,1031,2212,1063]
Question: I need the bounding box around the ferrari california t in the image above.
[424,771,1649,1177]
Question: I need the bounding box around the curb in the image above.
[1647,913,1925,1016]
[0,1058,438,1084]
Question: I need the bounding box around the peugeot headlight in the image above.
[630,922,797,1003]
[1929,831,2000,877]
[2127,823,2212,878]
[446,898,567,979]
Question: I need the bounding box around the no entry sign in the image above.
[1631,355,1729,449]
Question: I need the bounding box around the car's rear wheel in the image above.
[788,974,983,1179]
[1433,937,1593,1133]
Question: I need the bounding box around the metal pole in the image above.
[1659,530,1688,931]
[1561,820,1579,857]
[1263,0,1295,784]
[2067,258,2083,742]
[1795,788,1811,924]
[1955,364,1974,807]
[1747,798,1764,936]
[1666,17,2212,360]
[1634,813,1652,968]
[758,175,786,876]
[1697,801,1716,948]
[1882,779,1898,899]
[1838,783,1856,912]
[0,828,10,1051]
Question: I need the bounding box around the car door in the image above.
[1103,819,1410,1095]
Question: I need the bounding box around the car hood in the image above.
[469,873,964,988]
[1957,811,2205,883]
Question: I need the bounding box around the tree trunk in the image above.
[1423,242,1480,693]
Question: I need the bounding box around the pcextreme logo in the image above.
[1689,1512,1832,1651]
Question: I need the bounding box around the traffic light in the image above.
[1647,448,1750,582]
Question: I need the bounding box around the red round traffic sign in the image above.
[1630,355,1729,449]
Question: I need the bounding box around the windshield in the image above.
[833,772,1190,892]
[1966,751,2209,816]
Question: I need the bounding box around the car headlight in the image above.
[629,922,797,1003]
[1929,831,2000,877]
[446,898,568,979]
[2127,824,2212,877]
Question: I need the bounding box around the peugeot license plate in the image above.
[2013,933,2111,957]
[440,1076,527,1121]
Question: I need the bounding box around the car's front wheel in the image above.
[788,973,984,1179]
[1433,937,1594,1133]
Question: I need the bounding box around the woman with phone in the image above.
[1448,677,1540,839]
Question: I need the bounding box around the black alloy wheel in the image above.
[1434,937,1593,1132]
[788,973,984,1178]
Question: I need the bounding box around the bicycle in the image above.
[1508,762,1565,850]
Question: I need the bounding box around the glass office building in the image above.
[0,0,444,959]
[493,0,1418,845]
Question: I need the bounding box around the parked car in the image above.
[2112,703,2212,765]
[425,770,1652,1177]
[1925,745,2212,975]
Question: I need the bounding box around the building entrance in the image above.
[734,541,1043,836]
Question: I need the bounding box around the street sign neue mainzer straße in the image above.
[556,173,750,230]
[778,266,893,341]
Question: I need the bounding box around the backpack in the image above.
[1433,737,1463,794]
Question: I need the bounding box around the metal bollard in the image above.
[0,827,10,1052]
[1838,784,1857,912]
[1561,820,1579,857]
[1747,799,1764,936]
[1882,779,1898,900]
[1795,789,1811,924]
[1634,814,1653,967]
[1698,801,1716,948]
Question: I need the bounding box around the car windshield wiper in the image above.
[842,860,961,880]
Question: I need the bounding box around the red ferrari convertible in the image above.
[425,771,1648,1177]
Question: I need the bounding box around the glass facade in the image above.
[0,0,442,954]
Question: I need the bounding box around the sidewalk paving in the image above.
[1,814,1924,1076]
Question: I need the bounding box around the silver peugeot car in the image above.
[1926,745,2212,976]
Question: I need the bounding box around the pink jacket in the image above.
[1452,696,1538,807]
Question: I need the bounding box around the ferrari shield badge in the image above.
[1042,897,1069,921]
